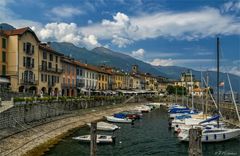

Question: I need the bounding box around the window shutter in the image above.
[23,57,26,67]
[23,43,26,51]
[32,45,34,54]
[32,58,34,68]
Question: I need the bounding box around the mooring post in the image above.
[90,122,97,156]
[188,128,202,156]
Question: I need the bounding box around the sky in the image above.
[0,0,239,76]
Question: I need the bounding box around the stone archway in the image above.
[41,87,47,94]
[19,86,24,92]
[29,86,37,94]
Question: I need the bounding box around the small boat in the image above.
[72,135,115,144]
[87,122,119,131]
[135,105,151,113]
[105,116,132,123]
[120,111,142,119]
[147,103,163,109]
[178,128,240,143]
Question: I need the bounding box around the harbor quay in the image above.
[0,95,148,156]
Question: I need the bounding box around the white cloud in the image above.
[131,48,145,58]
[221,1,240,13]
[81,8,240,46]
[111,35,133,48]
[83,34,100,46]
[50,6,83,18]
[149,58,213,66]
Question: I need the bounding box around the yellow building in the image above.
[141,73,158,91]
[97,70,110,90]
[174,71,200,94]
[112,72,124,90]
[38,43,63,95]
[4,27,40,94]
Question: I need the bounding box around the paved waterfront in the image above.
[0,102,143,156]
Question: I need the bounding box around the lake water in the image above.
[44,108,240,156]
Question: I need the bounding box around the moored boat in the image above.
[72,135,116,144]
[105,115,133,123]
[178,128,240,143]
[87,122,119,131]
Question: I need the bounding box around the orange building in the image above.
[61,56,76,96]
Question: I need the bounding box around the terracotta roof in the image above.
[74,61,111,74]
[39,44,64,56]
[4,27,40,42]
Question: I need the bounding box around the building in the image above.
[38,43,63,96]
[61,56,76,96]
[122,73,131,90]
[174,71,200,94]
[4,27,40,94]
[157,76,173,93]
[130,74,141,90]
[75,61,100,95]
[0,30,9,90]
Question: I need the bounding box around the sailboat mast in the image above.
[217,37,220,128]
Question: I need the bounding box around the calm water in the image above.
[44,108,240,156]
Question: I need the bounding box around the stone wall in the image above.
[0,98,127,130]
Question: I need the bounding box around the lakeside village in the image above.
[0,27,207,102]
[0,28,240,156]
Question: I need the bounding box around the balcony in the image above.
[20,79,38,85]
[25,63,34,69]
[76,82,84,88]
[39,65,63,73]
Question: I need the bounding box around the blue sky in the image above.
[0,0,239,75]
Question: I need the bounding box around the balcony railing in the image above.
[20,79,38,85]
[39,65,63,73]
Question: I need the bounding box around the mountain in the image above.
[0,23,15,30]
[49,42,167,76]
[50,42,240,92]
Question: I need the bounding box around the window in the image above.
[26,42,32,54]
[63,78,65,84]
[2,38,7,49]
[2,65,6,76]
[80,69,83,76]
[50,54,53,61]
[56,56,58,62]
[45,74,47,82]
[56,64,58,72]
[41,74,44,82]
[68,79,70,85]
[72,79,74,85]
[48,62,52,69]
[43,51,47,59]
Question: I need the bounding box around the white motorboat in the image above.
[72,135,115,144]
[178,128,240,143]
[105,116,132,123]
[135,105,151,113]
[87,122,119,131]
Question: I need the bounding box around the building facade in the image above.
[0,31,9,89]
[4,28,40,94]
[38,43,63,96]
[61,57,76,96]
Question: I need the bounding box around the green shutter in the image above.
[2,51,6,63]
[2,38,6,49]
